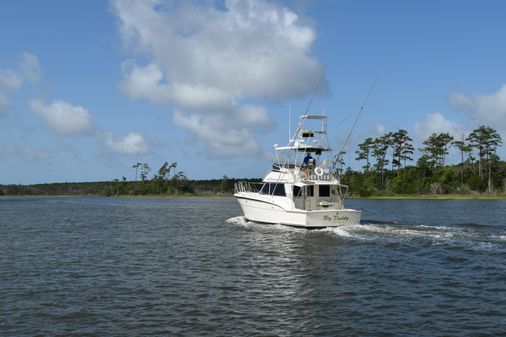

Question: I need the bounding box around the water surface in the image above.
[1,197,505,336]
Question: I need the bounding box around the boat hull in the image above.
[235,194,361,228]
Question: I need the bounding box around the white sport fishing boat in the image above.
[234,113,361,228]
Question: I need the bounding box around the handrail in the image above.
[234,181,263,193]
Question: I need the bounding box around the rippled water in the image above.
[1,197,505,336]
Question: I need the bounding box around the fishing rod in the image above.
[332,73,380,171]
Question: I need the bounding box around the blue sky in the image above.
[1,0,506,184]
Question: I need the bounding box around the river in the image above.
[1,197,505,336]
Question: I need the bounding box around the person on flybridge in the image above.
[303,152,315,167]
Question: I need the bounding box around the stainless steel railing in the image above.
[234,181,263,193]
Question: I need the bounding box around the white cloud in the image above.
[0,52,40,116]
[120,61,234,110]
[0,69,22,92]
[105,131,150,155]
[0,144,52,161]
[172,110,259,156]
[450,85,506,134]
[29,99,93,136]
[19,52,41,82]
[373,123,385,135]
[449,93,473,112]
[414,112,462,140]
[111,0,324,156]
[0,69,23,116]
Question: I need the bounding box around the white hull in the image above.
[235,194,361,228]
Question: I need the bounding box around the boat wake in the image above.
[226,216,505,252]
[226,216,250,226]
[226,216,310,232]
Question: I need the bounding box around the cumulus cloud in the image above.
[29,99,93,136]
[172,110,260,155]
[450,85,506,134]
[0,52,39,116]
[414,112,462,140]
[111,0,324,156]
[0,144,52,161]
[105,131,150,155]
[0,70,22,115]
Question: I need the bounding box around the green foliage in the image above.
[340,160,506,196]
[355,137,374,172]
[371,134,390,186]
[340,126,504,196]
[391,129,414,172]
[467,174,484,192]
[0,178,263,197]
[420,132,454,170]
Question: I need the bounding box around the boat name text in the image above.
[323,215,349,222]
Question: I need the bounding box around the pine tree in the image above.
[391,129,414,175]
[372,135,390,186]
[140,163,151,182]
[452,136,473,187]
[420,132,454,172]
[132,162,142,181]
[355,137,374,172]
[467,126,502,191]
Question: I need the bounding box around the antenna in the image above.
[303,64,328,117]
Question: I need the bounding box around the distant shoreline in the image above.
[348,194,506,200]
[1,193,505,200]
[1,180,505,200]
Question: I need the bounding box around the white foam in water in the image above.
[318,224,369,240]
[358,223,462,240]
[322,222,474,246]
[226,216,249,226]
[473,241,497,251]
[226,216,305,232]
[328,227,353,238]
[226,217,503,252]
[418,224,462,232]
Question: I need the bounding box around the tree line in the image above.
[341,125,505,196]
[0,176,255,196]
[126,161,194,194]
[0,158,262,196]
[1,125,504,197]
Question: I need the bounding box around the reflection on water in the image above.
[1,197,505,336]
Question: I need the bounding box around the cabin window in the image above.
[260,183,268,194]
[260,183,286,196]
[293,186,302,197]
[273,184,286,196]
[319,185,330,197]
[306,185,314,197]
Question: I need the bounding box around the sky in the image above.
[1,0,506,184]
